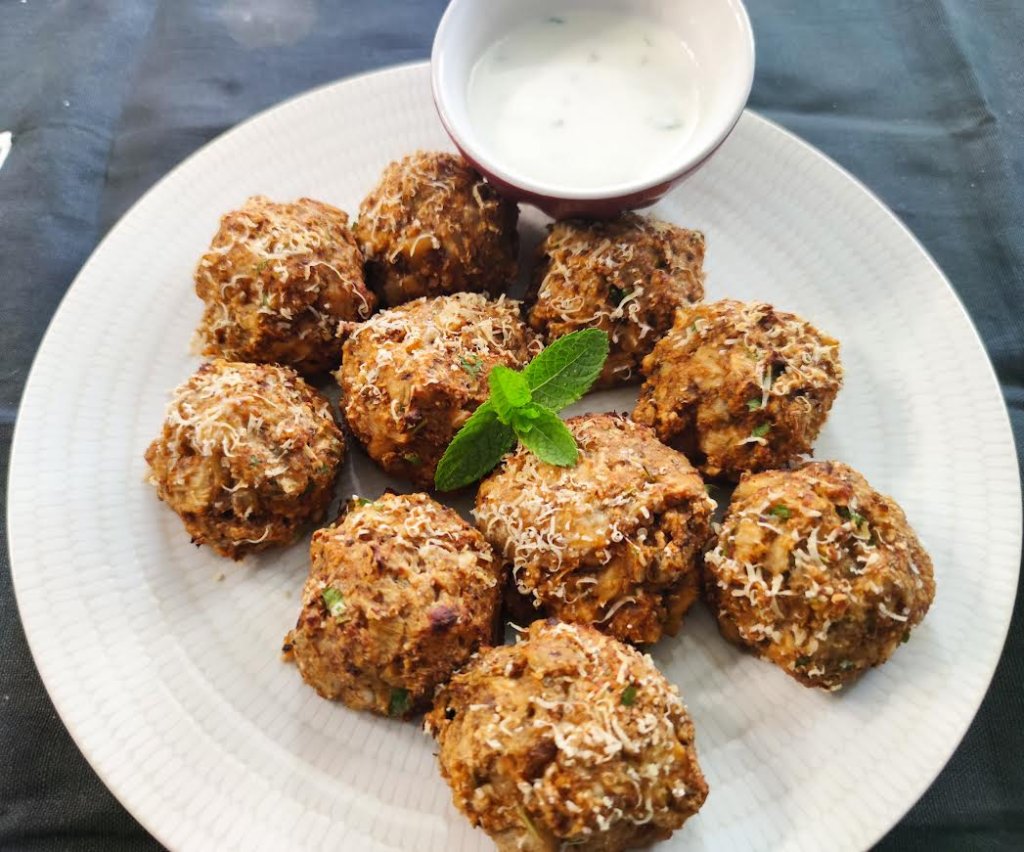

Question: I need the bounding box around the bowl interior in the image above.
[433,0,754,199]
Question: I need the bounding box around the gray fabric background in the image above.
[1,1,1021,849]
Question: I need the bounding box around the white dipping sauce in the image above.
[466,11,702,190]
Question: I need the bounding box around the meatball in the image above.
[338,292,540,488]
[285,492,502,717]
[475,413,715,644]
[704,461,936,690]
[426,620,709,851]
[193,195,376,376]
[633,300,843,480]
[527,214,705,387]
[145,359,344,559]
[354,151,519,306]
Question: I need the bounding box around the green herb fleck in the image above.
[254,260,270,273]
[794,655,812,667]
[747,398,763,411]
[321,587,346,618]
[609,285,632,306]
[249,455,261,466]
[837,506,866,527]
[403,452,422,466]
[355,497,373,506]
[768,505,791,520]
[901,630,911,644]
[751,423,771,438]
[388,687,411,717]
[318,463,331,474]
[621,684,638,706]
[838,659,856,672]
[459,354,484,378]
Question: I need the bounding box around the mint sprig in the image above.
[434,329,609,491]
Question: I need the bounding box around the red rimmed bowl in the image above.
[431,0,755,219]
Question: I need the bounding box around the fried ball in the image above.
[354,151,519,306]
[338,292,540,488]
[285,492,502,718]
[527,214,705,387]
[145,359,344,559]
[194,195,377,376]
[475,413,715,644]
[426,620,709,851]
[633,300,843,480]
[704,461,936,690]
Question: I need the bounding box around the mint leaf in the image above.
[515,408,578,466]
[434,402,515,491]
[510,403,542,434]
[523,329,609,411]
[489,365,532,424]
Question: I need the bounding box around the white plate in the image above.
[8,62,1021,852]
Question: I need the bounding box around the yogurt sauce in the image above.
[466,11,702,191]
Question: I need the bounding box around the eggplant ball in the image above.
[704,461,936,690]
[144,359,345,559]
[633,300,843,480]
[426,620,709,851]
[475,413,715,645]
[193,195,377,376]
[285,492,502,718]
[354,151,519,306]
[338,292,540,488]
[527,214,705,387]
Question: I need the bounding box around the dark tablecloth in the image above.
[1,1,1021,849]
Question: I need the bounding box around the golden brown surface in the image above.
[527,215,705,387]
[426,621,708,851]
[475,413,715,644]
[144,359,344,559]
[354,151,519,306]
[338,292,540,487]
[194,196,376,376]
[285,492,502,717]
[633,300,843,480]
[704,461,936,690]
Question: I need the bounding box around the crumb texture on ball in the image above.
[144,359,344,559]
[426,621,708,852]
[528,214,705,387]
[286,492,502,717]
[475,413,715,644]
[704,461,936,689]
[193,195,376,375]
[633,299,843,479]
[338,292,539,487]
[354,151,519,305]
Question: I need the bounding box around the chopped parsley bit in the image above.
[794,655,812,667]
[249,455,261,466]
[403,452,422,466]
[254,259,270,273]
[388,687,411,717]
[608,285,632,306]
[321,587,346,618]
[901,630,911,644]
[751,423,772,438]
[768,504,791,520]
[459,354,484,378]
[317,463,331,474]
[355,496,373,506]
[747,398,763,411]
[838,659,856,671]
[837,505,866,527]
[620,684,638,706]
